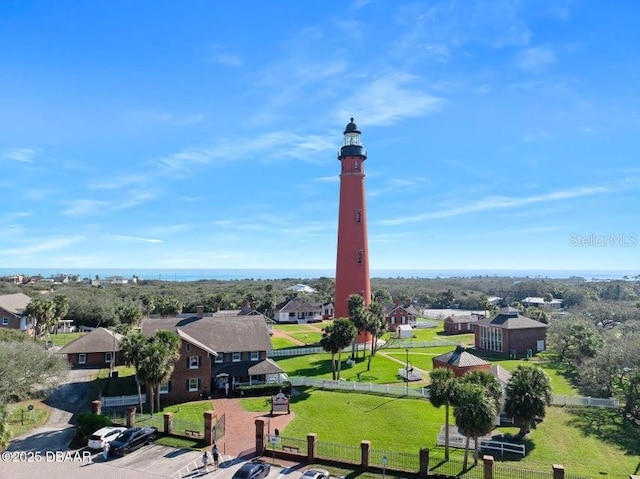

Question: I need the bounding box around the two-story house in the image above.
[474,306,548,357]
[383,301,420,332]
[141,311,285,404]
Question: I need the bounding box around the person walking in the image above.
[202,450,210,469]
[211,444,219,469]
[102,441,110,460]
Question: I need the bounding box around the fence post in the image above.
[483,455,494,479]
[419,448,430,478]
[164,412,173,435]
[552,464,565,479]
[360,440,371,468]
[126,406,136,427]
[255,418,266,454]
[92,400,101,415]
[307,433,317,462]
[204,411,215,445]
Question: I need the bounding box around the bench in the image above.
[185,429,203,438]
[282,445,300,453]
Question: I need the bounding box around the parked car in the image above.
[87,426,127,450]
[108,426,158,456]
[301,469,330,479]
[231,460,271,479]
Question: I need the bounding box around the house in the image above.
[443,313,483,335]
[384,301,420,332]
[396,324,413,339]
[286,283,316,294]
[57,327,123,368]
[474,306,548,357]
[141,312,285,404]
[0,292,33,332]
[273,297,323,323]
[521,296,563,310]
[432,345,491,377]
[321,302,334,320]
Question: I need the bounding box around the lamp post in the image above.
[405,349,409,395]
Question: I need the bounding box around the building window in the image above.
[214,353,223,363]
[189,356,200,369]
[78,353,86,364]
[104,352,113,363]
[159,382,170,394]
[250,351,259,361]
[185,343,191,352]
[232,352,241,362]
[354,160,359,170]
[354,209,362,223]
[356,250,363,264]
[188,378,199,392]
[1,318,8,326]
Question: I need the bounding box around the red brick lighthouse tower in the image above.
[334,118,371,321]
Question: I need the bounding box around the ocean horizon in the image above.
[1,267,638,282]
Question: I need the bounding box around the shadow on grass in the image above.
[565,407,640,456]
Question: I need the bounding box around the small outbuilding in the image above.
[57,327,123,368]
[396,324,413,339]
[432,345,490,377]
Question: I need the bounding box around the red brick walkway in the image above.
[211,397,296,460]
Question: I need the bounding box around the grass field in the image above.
[137,399,214,431]
[242,388,639,478]
[270,336,299,349]
[47,332,84,347]
[289,331,323,345]
[6,400,50,439]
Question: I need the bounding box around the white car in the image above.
[301,469,330,479]
[87,426,127,450]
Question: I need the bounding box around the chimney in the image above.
[196,305,204,319]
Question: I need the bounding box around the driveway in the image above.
[6,368,97,453]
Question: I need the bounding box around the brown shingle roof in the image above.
[141,314,272,353]
[58,327,123,354]
[0,292,31,316]
[275,297,322,313]
[476,306,548,330]
[433,346,490,368]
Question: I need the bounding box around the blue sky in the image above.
[1,0,639,272]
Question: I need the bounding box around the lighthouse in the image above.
[334,118,371,321]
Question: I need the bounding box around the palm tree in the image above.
[453,382,499,469]
[348,294,368,360]
[52,295,69,334]
[504,365,552,438]
[366,302,386,359]
[429,367,458,460]
[120,332,148,413]
[25,297,56,341]
[320,319,356,380]
[460,370,504,410]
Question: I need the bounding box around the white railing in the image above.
[551,394,618,408]
[289,376,430,398]
[436,434,525,456]
[101,394,146,407]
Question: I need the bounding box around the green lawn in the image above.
[271,337,299,349]
[47,332,84,347]
[289,331,323,345]
[273,324,321,333]
[137,399,215,431]
[244,388,638,478]
[6,400,50,439]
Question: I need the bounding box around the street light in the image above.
[405,349,409,395]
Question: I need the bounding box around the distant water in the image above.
[1,268,637,282]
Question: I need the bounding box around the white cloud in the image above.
[517,47,557,72]
[336,72,442,126]
[380,184,613,226]
[110,235,163,244]
[127,110,206,126]
[61,199,110,217]
[215,53,243,67]
[2,147,40,163]
[0,236,84,256]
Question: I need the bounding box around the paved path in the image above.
[7,368,98,453]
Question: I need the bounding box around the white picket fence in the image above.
[101,394,146,408]
[436,433,526,456]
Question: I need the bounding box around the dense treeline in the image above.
[1,274,639,330]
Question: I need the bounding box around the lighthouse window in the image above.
[356,250,363,264]
[355,209,362,223]
[354,160,359,170]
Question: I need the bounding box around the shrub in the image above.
[235,381,292,397]
[75,412,111,439]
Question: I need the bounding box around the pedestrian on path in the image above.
[202,450,210,469]
[102,441,110,460]
[212,444,219,468]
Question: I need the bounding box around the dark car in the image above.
[108,426,157,456]
[231,460,271,479]
[301,469,330,479]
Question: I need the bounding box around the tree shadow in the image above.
[565,407,640,456]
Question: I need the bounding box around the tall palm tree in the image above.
[429,367,458,460]
[504,365,552,438]
[348,294,367,360]
[366,302,386,358]
[453,382,499,469]
[460,371,504,410]
[25,297,56,341]
[119,332,148,413]
[320,319,356,380]
[52,295,69,334]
